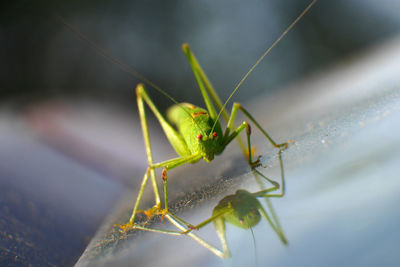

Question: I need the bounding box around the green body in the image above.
[213,190,262,229]
[167,103,224,162]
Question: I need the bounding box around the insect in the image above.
[182,150,288,258]
[120,43,290,229]
[118,0,317,230]
[57,0,317,259]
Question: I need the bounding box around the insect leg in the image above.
[252,149,286,198]
[264,197,287,244]
[151,153,202,212]
[182,44,250,153]
[182,44,218,121]
[249,147,287,246]
[137,84,191,157]
[166,213,226,258]
[233,102,290,149]
[124,213,226,258]
[179,210,230,258]
[128,154,202,224]
[222,119,260,167]
[182,44,228,122]
[257,202,288,245]
[223,102,290,167]
[212,216,230,258]
[130,84,192,224]
[128,167,152,224]
[180,210,227,234]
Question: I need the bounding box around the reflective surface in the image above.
[76,38,400,266]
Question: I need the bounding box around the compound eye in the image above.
[212,132,218,139]
[197,134,203,141]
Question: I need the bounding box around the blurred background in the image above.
[1,0,400,108]
[1,0,400,266]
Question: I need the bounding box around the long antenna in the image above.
[249,225,258,267]
[54,14,207,135]
[53,14,181,107]
[211,0,318,132]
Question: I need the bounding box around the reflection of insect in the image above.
[57,0,317,258]
[183,150,287,258]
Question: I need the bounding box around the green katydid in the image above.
[125,44,289,224]
[56,0,318,259]
[118,0,317,229]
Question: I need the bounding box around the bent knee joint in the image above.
[162,167,168,181]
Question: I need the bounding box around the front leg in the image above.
[126,84,194,226]
[222,102,291,187]
[222,121,261,168]
[225,102,290,151]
